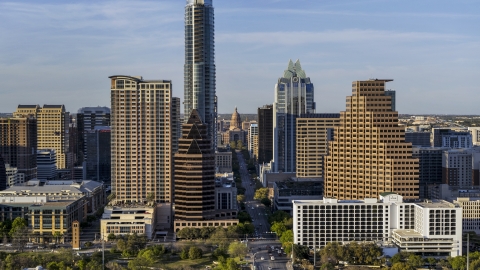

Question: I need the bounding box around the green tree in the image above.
[107,193,116,202]
[237,195,245,203]
[218,258,240,270]
[188,246,203,259]
[254,188,269,200]
[449,256,467,270]
[406,254,424,268]
[128,256,154,270]
[180,247,189,260]
[271,222,287,238]
[237,212,252,223]
[236,140,244,150]
[426,257,437,269]
[391,262,415,270]
[268,211,291,224]
[260,198,271,207]
[319,242,345,264]
[228,241,248,259]
[52,231,63,244]
[470,259,480,270]
[146,192,155,204]
[107,233,116,241]
[9,217,27,237]
[230,141,236,149]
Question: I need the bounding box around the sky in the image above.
[0,0,479,115]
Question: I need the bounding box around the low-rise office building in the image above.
[273,180,323,214]
[0,195,87,243]
[293,193,462,257]
[100,206,156,240]
[215,151,232,173]
[1,179,105,215]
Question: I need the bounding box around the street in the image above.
[237,151,288,270]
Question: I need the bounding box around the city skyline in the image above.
[0,0,479,114]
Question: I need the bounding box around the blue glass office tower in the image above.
[273,60,315,173]
[185,0,217,149]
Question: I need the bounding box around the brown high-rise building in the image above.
[110,75,173,203]
[174,109,215,222]
[257,104,273,165]
[0,116,37,181]
[324,79,419,200]
[296,113,340,179]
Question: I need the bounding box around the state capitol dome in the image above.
[229,107,242,130]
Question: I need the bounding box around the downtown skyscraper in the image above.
[184,0,217,149]
[110,75,174,203]
[273,60,315,173]
[324,79,419,200]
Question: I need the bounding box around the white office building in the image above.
[293,193,462,257]
[249,124,258,156]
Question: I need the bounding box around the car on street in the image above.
[261,257,265,260]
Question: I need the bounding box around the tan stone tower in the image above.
[110,75,173,203]
[324,79,419,200]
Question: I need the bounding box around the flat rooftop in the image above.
[415,200,456,208]
[393,229,422,238]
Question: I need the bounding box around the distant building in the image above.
[215,173,238,217]
[293,193,462,257]
[273,180,323,214]
[0,116,37,181]
[15,105,71,170]
[77,106,111,167]
[433,128,472,148]
[215,151,232,173]
[412,147,450,199]
[171,97,181,154]
[273,60,315,173]
[37,149,57,180]
[221,107,247,147]
[405,132,431,147]
[296,113,340,179]
[469,127,480,146]
[5,164,24,187]
[442,147,480,187]
[84,127,111,183]
[0,156,5,191]
[454,197,480,235]
[248,124,258,158]
[257,104,273,165]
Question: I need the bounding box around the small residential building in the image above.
[293,193,462,257]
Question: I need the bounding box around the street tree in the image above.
[254,188,268,200]
[228,241,248,259]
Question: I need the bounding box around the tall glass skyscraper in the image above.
[184,0,217,149]
[273,60,315,173]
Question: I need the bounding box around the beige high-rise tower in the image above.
[110,75,173,203]
[324,79,419,200]
[14,105,70,170]
[296,114,340,179]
